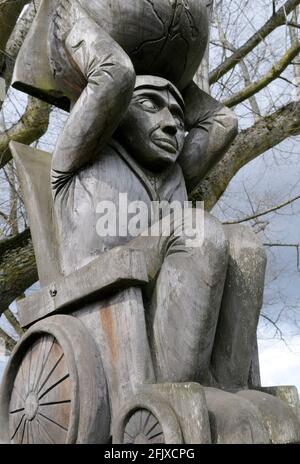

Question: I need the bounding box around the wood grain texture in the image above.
[17,247,148,328]
[0,315,110,444]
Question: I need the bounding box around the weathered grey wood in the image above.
[255,385,300,420]
[0,315,110,444]
[210,224,267,389]
[114,392,183,444]
[74,288,155,417]
[3,0,300,447]
[8,336,71,444]
[204,387,269,444]
[12,0,67,109]
[17,247,148,328]
[10,141,62,287]
[237,389,300,444]
[12,0,209,107]
[248,337,262,388]
[137,383,212,444]
[123,409,164,444]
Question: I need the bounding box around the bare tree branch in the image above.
[209,0,300,84]
[1,2,39,101]
[223,41,300,108]
[0,96,50,170]
[224,194,300,224]
[4,307,24,337]
[0,325,16,352]
[0,228,38,316]
[191,100,300,209]
[0,0,29,72]
[261,313,285,340]
[264,243,300,270]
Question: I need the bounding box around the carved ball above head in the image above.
[79,0,209,90]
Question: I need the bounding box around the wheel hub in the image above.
[134,433,149,444]
[25,392,39,421]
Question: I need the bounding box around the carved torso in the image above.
[52,140,188,275]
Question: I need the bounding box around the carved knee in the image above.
[224,224,266,257]
[203,212,228,248]
[223,224,267,282]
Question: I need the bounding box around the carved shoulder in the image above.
[53,0,78,41]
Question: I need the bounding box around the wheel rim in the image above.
[114,392,183,444]
[0,315,110,444]
[124,409,165,444]
[9,335,74,444]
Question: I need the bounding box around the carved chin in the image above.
[152,149,179,166]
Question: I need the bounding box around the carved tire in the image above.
[0,315,110,444]
[114,393,183,444]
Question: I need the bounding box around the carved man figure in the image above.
[52,75,266,391]
[14,0,237,199]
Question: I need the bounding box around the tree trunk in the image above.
[0,229,37,316]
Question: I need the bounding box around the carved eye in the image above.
[138,98,158,111]
[174,115,184,129]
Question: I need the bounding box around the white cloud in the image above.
[259,337,300,393]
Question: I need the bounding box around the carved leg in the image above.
[210,224,267,389]
[204,387,269,444]
[52,16,135,173]
[139,210,229,384]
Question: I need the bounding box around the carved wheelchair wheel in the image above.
[0,315,110,444]
[114,393,183,444]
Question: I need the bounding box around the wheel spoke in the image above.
[29,421,35,444]
[10,407,25,415]
[20,364,28,397]
[124,409,164,445]
[26,420,30,444]
[142,410,152,433]
[132,411,141,432]
[21,348,33,398]
[39,373,69,401]
[27,346,33,394]
[34,337,55,392]
[14,387,25,403]
[11,414,25,441]
[37,353,64,396]
[37,411,68,443]
[36,417,55,444]
[148,431,164,440]
[146,420,160,436]
[124,430,134,439]
[30,337,46,392]
[139,410,143,431]
[31,419,44,444]
[10,385,25,408]
[39,399,71,406]
[37,412,68,432]
[149,433,164,444]
[124,433,134,444]
[144,415,159,435]
[20,419,27,444]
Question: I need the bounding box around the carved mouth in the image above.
[152,138,178,154]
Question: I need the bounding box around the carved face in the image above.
[118,84,185,171]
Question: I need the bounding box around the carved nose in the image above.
[159,108,177,135]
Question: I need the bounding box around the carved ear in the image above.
[10,142,63,286]
[182,81,223,131]
[11,0,71,111]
